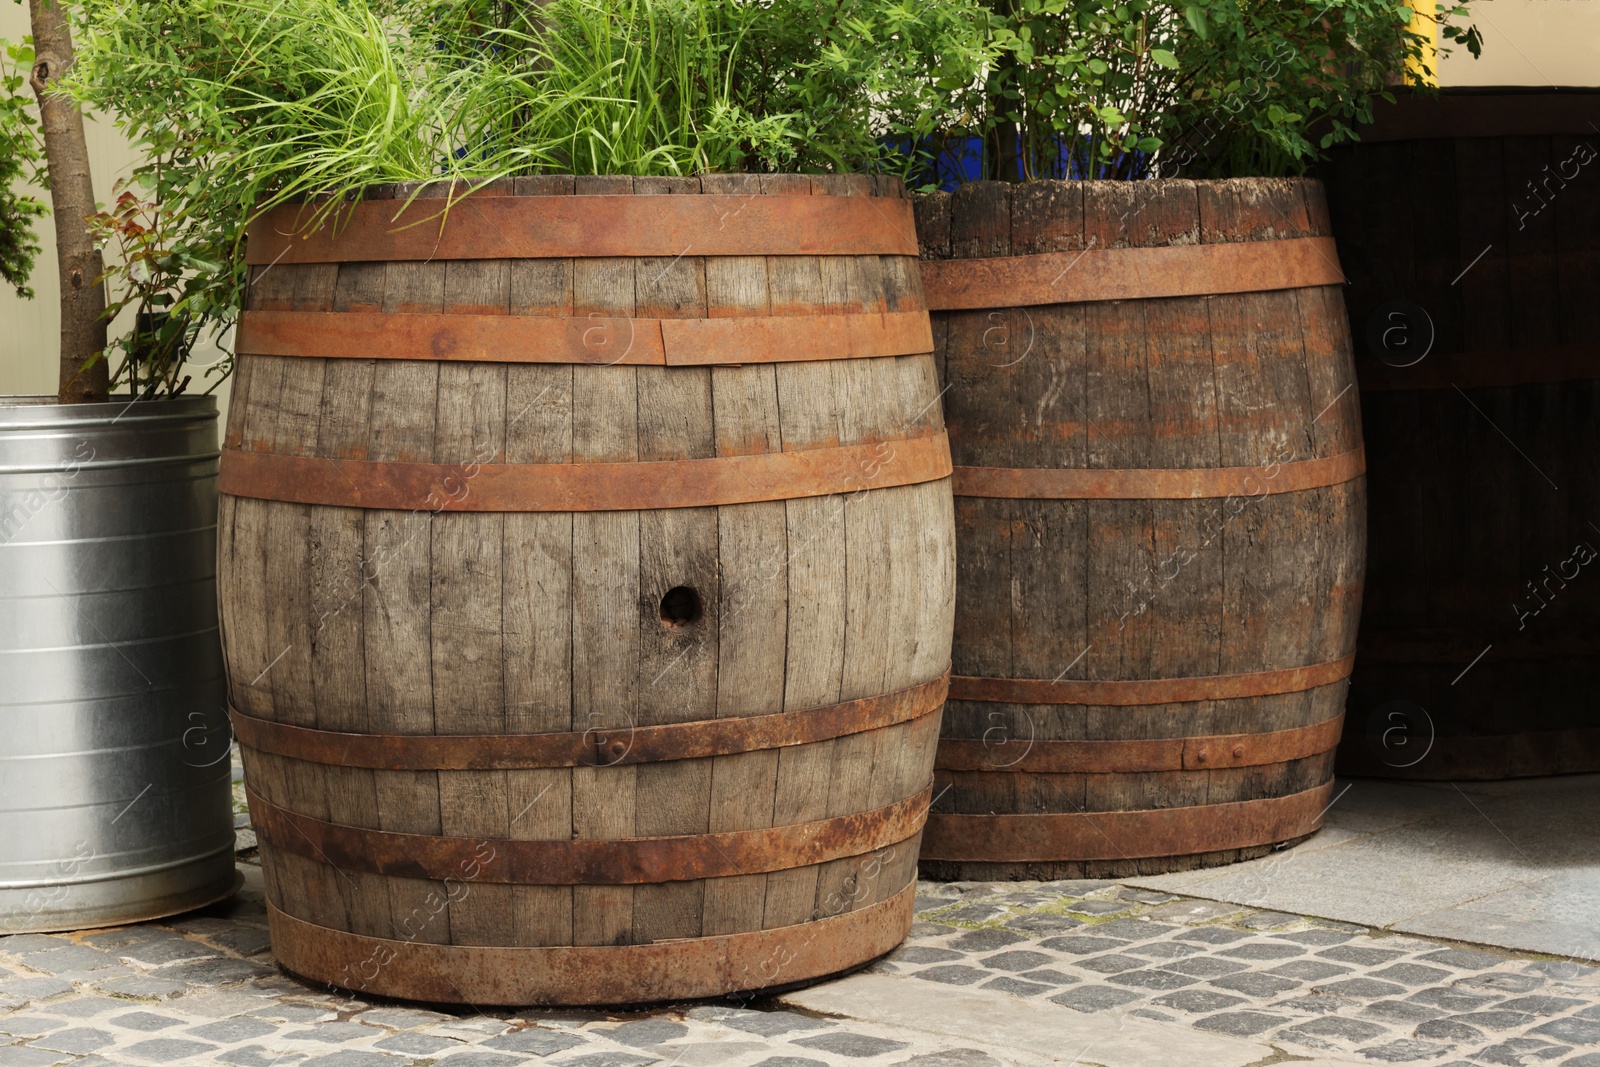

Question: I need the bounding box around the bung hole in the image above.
[659,586,703,628]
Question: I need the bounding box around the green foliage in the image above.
[89,188,226,397]
[419,0,998,176]
[1160,0,1478,179]
[66,0,476,390]
[0,36,46,298]
[64,0,996,362]
[962,0,1481,181]
[978,1,1182,180]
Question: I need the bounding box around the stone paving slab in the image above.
[782,972,1305,1067]
[1128,776,1600,962]
[1393,872,1600,964]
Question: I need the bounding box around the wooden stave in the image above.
[914,177,1366,878]
[1319,96,1600,780]
[219,173,955,998]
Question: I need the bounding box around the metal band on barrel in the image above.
[266,883,915,1005]
[949,652,1354,707]
[246,785,931,885]
[230,672,948,770]
[935,715,1344,773]
[919,782,1333,862]
[218,432,951,512]
[920,236,1345,311]
[951,447,1364,501]
[235,309,934,367]
[245,194,920,264]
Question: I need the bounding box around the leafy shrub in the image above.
[88,188,228,397]
[418,0,999,176]
[64,0,996,364]
[942,0,1481,182]
[0,36,46,298]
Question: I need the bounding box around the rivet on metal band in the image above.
[230,671,949,770]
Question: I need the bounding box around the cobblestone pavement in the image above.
[0,761,1594,1067]
[891,881,1600,1065]
[4,866,1598,1066]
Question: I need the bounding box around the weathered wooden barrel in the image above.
[219,174,955,1005]
[1320,89,1600,779]
[912,178,1366,880]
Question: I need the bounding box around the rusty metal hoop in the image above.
[934,715,1344,774]
[235,308,935,367]
[231,672,948,770]
[951,448,1365,502]
[219,432,952,512]
[920,236,1344,311]
[267,882,916,1006]
[948,652,1354,707]
[246,194,920,264]
[247,785,932,886]
[920,782,1333,862]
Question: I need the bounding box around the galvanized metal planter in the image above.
[0,395,237,933]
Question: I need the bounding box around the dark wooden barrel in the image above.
[912,177,1366,880]
[1321,89,1600,780]
[218,174,955,1005]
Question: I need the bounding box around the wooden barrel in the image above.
[912,177,1366,880]
[1320,89,1600,780]
[218,174,955,1005]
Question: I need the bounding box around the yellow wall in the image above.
[2,0,1597,403]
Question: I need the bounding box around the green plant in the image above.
[66,0,486,341]
[0,35,46,299]
[88,188,227,397]
[66,0,996,346]
[971,1,1179,180]
[1162,0,1481,178]
[957,0,1481,182]
[4,7,226,399]
[482,0,997,176]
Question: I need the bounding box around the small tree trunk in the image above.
[29,0,108,404]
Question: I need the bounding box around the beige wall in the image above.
[1438,0,1600,87]
[2,0,1597,403]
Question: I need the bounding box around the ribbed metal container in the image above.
[1,395,237,933]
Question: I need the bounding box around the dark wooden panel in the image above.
[1320,94,1600,780]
